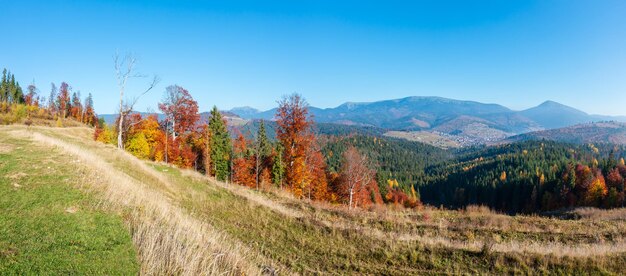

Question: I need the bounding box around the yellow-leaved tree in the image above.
[126,133,150,159]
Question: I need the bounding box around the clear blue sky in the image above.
[2,0,626,115]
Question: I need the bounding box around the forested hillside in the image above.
[421,141,626,213]
[321,135,450,196]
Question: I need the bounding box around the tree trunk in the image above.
[349,189,354,210]
[165,123,169,163]
[255,152,260,190]
[172,119,176,141]
[117,111,124,149]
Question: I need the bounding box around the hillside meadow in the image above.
[1,124,625,275]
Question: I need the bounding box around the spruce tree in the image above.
[208,106,232,181]
[48,83,57,113]
[14,82,23,104]
[1,69,7,102]
[254,119,271,188]
[9,73,16,103]
[272,142,285,188]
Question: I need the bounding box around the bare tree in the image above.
[114,53,160,149]
[341,146,375,210]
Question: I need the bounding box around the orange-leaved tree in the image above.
[339,146,380,209]
[232,132,255,187]
[304,140,329,201]
[275,93,313,198]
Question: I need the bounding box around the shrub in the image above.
[11,104,27,121]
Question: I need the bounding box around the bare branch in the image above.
[128,75,161,110]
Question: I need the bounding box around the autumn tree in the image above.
[70,91,82,120]
[339,146,378,209]
[83,93,97,126]
[25,83,38,106]
[47,83,57,114]
[158,85,200,140]
[158,85,199,163]
[275,93,313,198]
[208,106,231,181]
[57,82,71,118]
[126,132,150,159]
[124,114,163,160]
[305,144,329,201]
[584,170,608,206]
[232,132,255,187]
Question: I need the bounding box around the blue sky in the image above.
[2,0,626,115]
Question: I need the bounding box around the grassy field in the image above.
[1,125,626,275]
[0,129,138,274]
[384,130,461,149]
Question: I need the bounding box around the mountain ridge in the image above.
[227,96,626,134]
[99,96,626,146]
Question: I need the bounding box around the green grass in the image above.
[0,134,138,275]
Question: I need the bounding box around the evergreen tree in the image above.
[1,69,7,102]
[272,142,285,188]
[14,81,23,104]
[208,106,231,181]
[8,73,16,102]
[256,120,271,157]
[83,93,96,125]
[254,120,271,188]
[48,83,57,113]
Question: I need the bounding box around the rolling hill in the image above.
[504,121,626,145]
[3,125,626,274]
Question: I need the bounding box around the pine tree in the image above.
[8,73,16,103]
[208,106,231,181]
[14,81,23,104]
[71,91,82,119]
[0,69,7,102]
[48,83,57,113]
[83,93,96,125]
[254,120,271,189]
[272,142,285,188]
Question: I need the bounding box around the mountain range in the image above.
[99,96,626,146]
[228,96,626,135]
[503,121,626,145]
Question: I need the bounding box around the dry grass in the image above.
[562,207,626,221]
[0,142,14,153]
[180,169,305,219]
[10,129,261,275]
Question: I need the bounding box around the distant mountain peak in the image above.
[527,100,587,114]
[537,100,569,108]
[230,106,259,113]
[228,106,261,119]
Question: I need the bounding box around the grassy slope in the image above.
[2,125,626,275]
[0,130,138,274]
